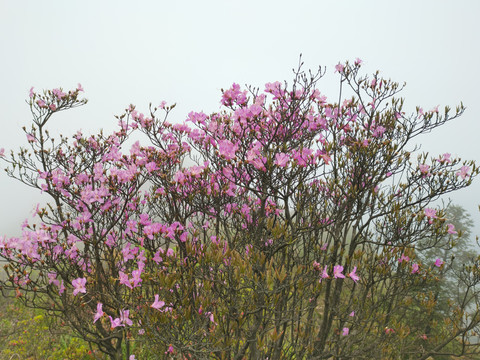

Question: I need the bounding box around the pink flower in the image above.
[342,327,349,336]
[385,327,395,334]
[456,166,471,180]
[434,258,444,267]
[131,269,142,287]
[72,277,86,296]
[348,266,359,282]
[173,170,185,184]
[335,63,345,73]
[29,87,34,98]
[206,311,215,323]
[424,208,437,224]
[274,153,289,167]
[151,294,165,311]
[437,153,451,164]
[218,139,238,161]
[447,223,457,235]
[119,271,132,289]
[419,164,430,177]
[349,311,355,317]
[26,134,36,143]
[411,263,419,274]
[49,104,57,111]
[166,344,174,354]
[77,83,84,92]
[119,309,133,327]
[0,148,5,157]
[333,265,345,279]
[109,316,122,329]
[36,99,47,108]
[321,266,330,281]
[93,302,104,323]
[354,58,363,66]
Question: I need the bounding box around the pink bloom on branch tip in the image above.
[321,266,329,280]
[447,223,457,235]
[456,165,471,180]
[151,294,165,311]
[166,345,174,354]
[348,266,360,282]
[424,208,437,224]
[437,153,451,164]
[411,263,419,274]
[29,87,34,98]
[119,309,133,327]
[93,302,104,323]
[333,265,345,279]
[218,139,238,161]
[335,63,345,73]
[72,277,86,296]
[109,316,121,329]
[435,258,444,267]
[274,153,289,167]
[342,327,349,336]
[419,164,430,176]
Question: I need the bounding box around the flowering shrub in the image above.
[1,60,479,359]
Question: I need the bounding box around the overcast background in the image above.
[1,0,479,239]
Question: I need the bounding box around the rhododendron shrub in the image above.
[1,61,480,359]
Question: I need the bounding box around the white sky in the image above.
[1,0,479,237]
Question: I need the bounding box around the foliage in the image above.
[1,59,480,359]
[0,291,102,359]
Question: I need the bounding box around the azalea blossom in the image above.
[321,266,330,281]
[109,316,122,329]
[348,266,360,282]
[385,327,395,334]
[218,139,238,161]
[93,302,104,323]
[72,277,86,296]
[335,63,345,73]
[342,327,349,336]
[424,208,437,224]
[447,223,457,235]
[274,153,289,167]
[151,294,165,310]
[333,265,345,279]
[119,309,133,326]
[411,263,419,274]
[435,258,444,267]
[456,165,471,180]
[437,153,451,164]
[166,345,175,354]
[419,164,430,177]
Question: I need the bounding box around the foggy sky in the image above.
[1,0,479,237]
